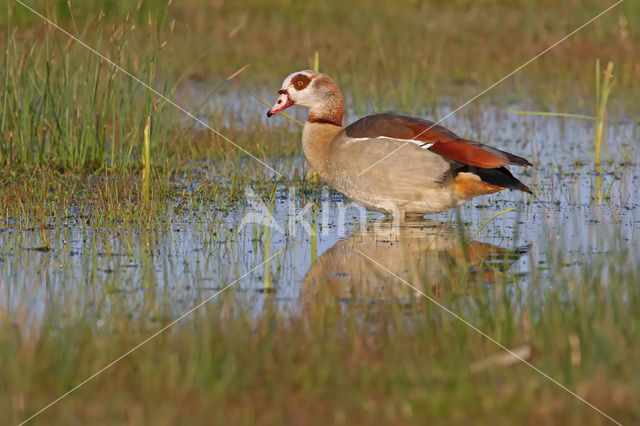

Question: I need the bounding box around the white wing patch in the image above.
[346,136,434,149]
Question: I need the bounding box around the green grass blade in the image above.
[506,110,594,120]
[472,207,516,241]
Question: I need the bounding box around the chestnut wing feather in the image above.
[344,113,532,168]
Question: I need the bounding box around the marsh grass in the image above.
[2,238,640,425]
[593,60,616,201]
[0,1,640,169]
[0,2,179,172]
[1,161,639,424]
[507,58,618,203]
[141,116,151,208]
[2,0,639,172]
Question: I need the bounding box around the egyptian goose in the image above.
[267,70,532,219]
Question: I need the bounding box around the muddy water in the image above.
[1,99,639,329]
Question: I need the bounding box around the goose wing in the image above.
[343,113,532,169]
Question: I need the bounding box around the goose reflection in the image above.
[303,221,526,302]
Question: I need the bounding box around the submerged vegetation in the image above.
[1,0,639,424]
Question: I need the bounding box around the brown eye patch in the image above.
[291,74,311,90]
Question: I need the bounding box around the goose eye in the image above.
[297,81,304,87]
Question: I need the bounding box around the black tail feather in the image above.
[458,166,533,194]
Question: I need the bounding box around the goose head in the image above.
[266,70,343,124]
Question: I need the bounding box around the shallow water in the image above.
[1,96,639,331]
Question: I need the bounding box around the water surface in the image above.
[1,96,639,331]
